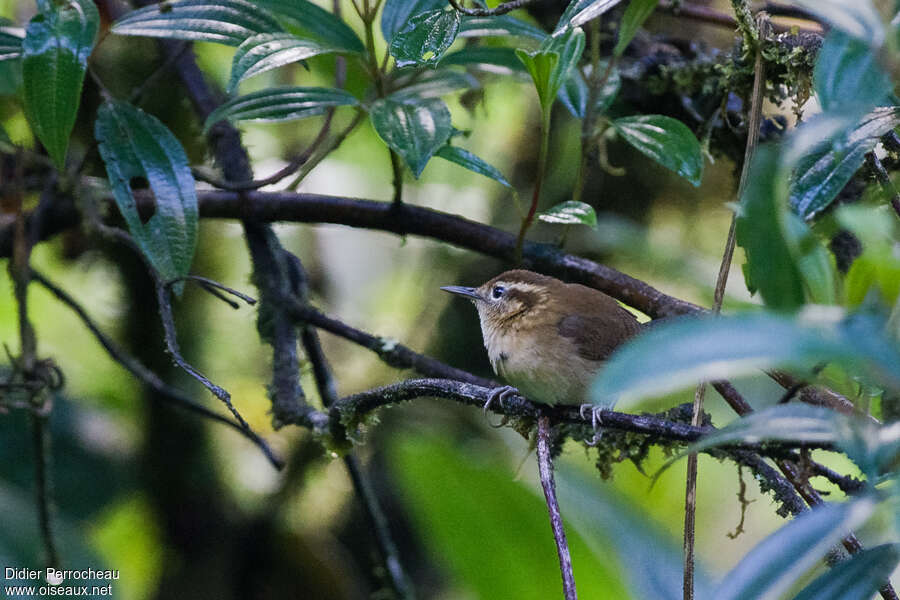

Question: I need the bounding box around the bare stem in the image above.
[536,415,577,600]
[515,108,552,261]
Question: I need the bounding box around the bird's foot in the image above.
[579,403,605,446]
[483,385,520,428]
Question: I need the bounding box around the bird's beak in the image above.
[440,285,483,301]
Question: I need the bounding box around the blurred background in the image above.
[0,0,858,598]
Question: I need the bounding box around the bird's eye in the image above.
[491,285,505,299]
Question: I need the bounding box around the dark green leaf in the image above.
[558,68,587,118]
[614,0,659,56]
[391,69,479,100]
[436,145,510,186]
[0,26,23,61]
[253,0,364,52]
[790,108,900,219]
[589,311,900,409]
[737,147,806,310]
[369,97,453,177]
[792,544,900,600]
[815,30,893,112]
[538,200,597,226]
[228,33,338,94]
[111,0,282,46]
[594,62,621,113]
[441,46,527,75]
[95,101,198,282]
[715,497,878,600]
[517,27,584,113]
[458,15,547,41]
[390,8,461,68]
[555,0,624,33]
[22,0,99,169]
[381,0,445,43]
[793,0,884,46]
[205,86,357,129]
[612,114,703,186]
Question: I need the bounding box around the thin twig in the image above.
[166,274,258,307]
[447,0,534,16]
[537,414,577,600]
[31,413,59,569]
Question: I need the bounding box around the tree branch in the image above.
[537,414,577,600]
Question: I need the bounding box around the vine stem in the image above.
[536,415,577,600]
[515,107,552,261]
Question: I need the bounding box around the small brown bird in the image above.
[441,269,641,409]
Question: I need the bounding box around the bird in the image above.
[441,269,641,418]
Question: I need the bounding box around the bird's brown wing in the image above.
[557,309,641,362]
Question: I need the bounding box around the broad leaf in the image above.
[0,26,23,61]
[612,115,703,186]
[589,310,900,409]
[381,0,445,43]
[228,33,339,94]
[785,213,838,305]
[391,70,479,100]
[458,15,547,41]
[793,0,884,46]
[441,46,527,75]
[555,0,624,33]
[22,0,99,169]
[790,107,900,219]
[111,0,282,46]
[737,147,806,310]
[204,86,358,129]
[95,101,198,282]
[436,145,510,187]
[714,497,878,600]
[558,68,587,118]
[792,544,900,600]
[390,8,461,68]
[815,30,893,112]
[614,0,658,56]
[370,98,453,177]
[538,201,597,226]
[517,27,585,113]
[253,0,364,52]
[594,62,621,113]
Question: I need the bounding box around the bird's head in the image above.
[441,270,558,330]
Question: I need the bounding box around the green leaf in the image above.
[612,114,703,186]
[390,436,630,599]
[614,0,658,56]
[517,27,585,114]
[253,0,364,52]
[111,0,282,46]
[792,544,900,600]
[737,147,806,310]
[557,467,713,600]
[22,0,99,169]
[381,0,445,43]
[814,29,893,112]
[436,145,510,187]
[458,15,547,41]
[558,68,587,118]
[95,101,198,282]
[792,0,884,46]
[0,26,23,61]
[714,497,878,600]
[389,8,461,68]
[555,0,624,33]
[369,97,453,177]
[589,311,900,409]
[391,69,479,100]
[790,108,900,219]
[784,213,838,305]
[538,200,597,226]
[228,33,339,94]
[442,46,527,75]
[204,86,358,129]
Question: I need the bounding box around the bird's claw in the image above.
[483,385,520,427]
[579,403,605,446]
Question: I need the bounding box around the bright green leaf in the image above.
[785,213,838,305]
[95,101,198,282]
[792,544,900,600]
[517,27,584,114]
[612,114,703,186]
[0,26,23,61]
[390,8,461,68]
[516,49,559,111]
[22,0,99,169]
[253,0,364,52]
[458,15,547,41]
[614,0,658,56]
[111,0,282,46]
[555,0,624,33]
[204,86,358,129]
[381,0,445,43]
[814,29,893,112]
[369,97,453,177]
[538,200,597,226]
[436,145,510,186]
[715,497,878,600]
[228,33,339,94]
[792,0,884,46]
